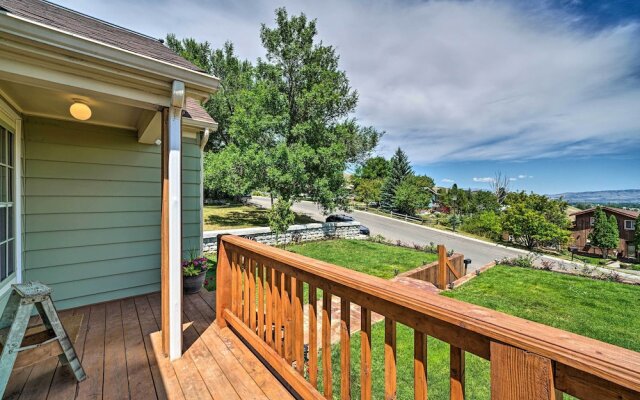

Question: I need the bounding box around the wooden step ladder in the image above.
[0,282,86,397]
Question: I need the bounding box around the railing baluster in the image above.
[361,307,372,400]
[283,273,293,363]
[243,255,250,325]
[309,285,318,387]
[274,269,283,355]
[230,250,238,316]
[322,292,333,399]
[385,318,397,400]
[293,277,304,374]
[258,261,265,339]
[265,265,273,346]
[450,345,465,400]
[249,258,257,332]
[414,331,428,400]
[340,299,351,399]
[235,252,242,317]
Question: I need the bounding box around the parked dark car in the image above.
[359,225,370,235]
[325,214,354,222]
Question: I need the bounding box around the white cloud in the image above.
[473,177,495,183]
[441,178,455,183]
[518,174,528,179]
[53,0,640,164]
[509,177,518,181]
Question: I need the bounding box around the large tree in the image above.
[381,148,412,209]
[502,192,571,250]
[168,8,381,221]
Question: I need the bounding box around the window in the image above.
[0,126,15,281]
[589,216,595,227]
[624,220,635,231]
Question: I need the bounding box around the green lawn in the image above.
[287,239,437,279]
[203,204,318,230]
[318,265,640,399]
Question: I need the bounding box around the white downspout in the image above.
[199,128,209,255]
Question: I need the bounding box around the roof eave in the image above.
[0,11,220,97]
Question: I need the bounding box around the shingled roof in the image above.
[0,0,203,72]
[183,97,215,125]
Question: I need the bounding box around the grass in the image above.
[286,239,437,279]
[203,254,217,291]
[319,265,640,399]
[287,239,438,303]
[621,263,640,271]
[203,204,318,231]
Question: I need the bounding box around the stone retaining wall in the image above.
[203,221,362,252]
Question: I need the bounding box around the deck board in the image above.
[3,291,295,400]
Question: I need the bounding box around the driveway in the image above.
[249,197,640,282]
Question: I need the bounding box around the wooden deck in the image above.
[3,291,294,400]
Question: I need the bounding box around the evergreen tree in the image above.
[589,207,619,258]
[634,215,640,257]
[380,148,412,209]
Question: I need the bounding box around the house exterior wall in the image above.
[22,117,202,309]
[572,210,636,258]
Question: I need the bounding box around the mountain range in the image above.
[548,189,640,204]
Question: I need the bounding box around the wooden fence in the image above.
[397,245,465,289]
[216,234,640,400]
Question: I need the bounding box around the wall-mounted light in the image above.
[69,100,92,121]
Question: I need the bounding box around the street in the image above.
[250,196,523,270]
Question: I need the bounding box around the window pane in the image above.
[0,207,5,242]
[0,167,5,202]
[0,128,5,165]
[7,239,13,276]
[7,169,12,203]
[7,131,13,166]
[7,206,13,240]
[0,243,6,280]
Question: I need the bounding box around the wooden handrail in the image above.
[217,234,640,400]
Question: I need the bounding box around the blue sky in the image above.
[53,0,640,194]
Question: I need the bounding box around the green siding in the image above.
[23,117,202,310]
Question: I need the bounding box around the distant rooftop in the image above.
[0,0,204,73]
[571,206,639,219]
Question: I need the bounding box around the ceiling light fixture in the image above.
[69,100,92,121]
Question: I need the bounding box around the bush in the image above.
[499,254,537,269]
[461,211,502,240]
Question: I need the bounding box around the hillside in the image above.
[549,189,640,204]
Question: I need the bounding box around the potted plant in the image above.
[182,255,212,294]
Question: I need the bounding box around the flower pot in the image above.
[183,270,207,294]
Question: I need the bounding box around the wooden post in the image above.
[438,245,447,290]
[160,107,169,356]
[216,235,232,328]
[491,342,560,400]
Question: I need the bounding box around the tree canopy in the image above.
[502,192,571,250]
[168,8,381,218]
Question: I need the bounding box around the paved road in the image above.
[249,197,640,281]
[250,197,522,271]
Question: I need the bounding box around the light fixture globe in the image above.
[69,101,92,121]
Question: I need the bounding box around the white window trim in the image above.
[0,95,23,292]
[624,220,635,231]
[589,217,595,227]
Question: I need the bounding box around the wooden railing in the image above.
[216,234,640,400]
